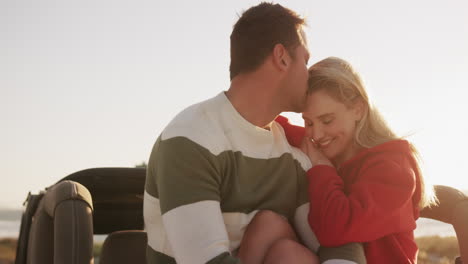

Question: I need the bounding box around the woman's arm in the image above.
[275,115,305,148]
[307,153,417,247]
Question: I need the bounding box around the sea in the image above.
[0,209,458,240]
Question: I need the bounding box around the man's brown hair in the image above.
[229,2,306,80]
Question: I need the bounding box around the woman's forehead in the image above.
[303,90,348,118]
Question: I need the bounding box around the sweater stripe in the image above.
[162,200,230,264]
[144,191,259,259]
[146,136,309,216]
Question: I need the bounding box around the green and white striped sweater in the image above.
[144,92,363,264]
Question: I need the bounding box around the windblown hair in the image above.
[307,57,437,209]
[229,2,306,80]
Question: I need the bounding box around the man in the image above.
[144,3,365,264]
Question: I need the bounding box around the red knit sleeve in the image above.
[307,154,417,247]
[274,115,305,147]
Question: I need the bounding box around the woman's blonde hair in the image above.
[307,56,437,209]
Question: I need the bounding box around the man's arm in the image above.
[147,136,240,264]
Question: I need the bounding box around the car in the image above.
[13,167,468,264]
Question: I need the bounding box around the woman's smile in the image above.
[317,138,334,149]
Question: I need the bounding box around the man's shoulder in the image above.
[160,93,227,154]
[271,122,312,171]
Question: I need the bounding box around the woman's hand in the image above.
[300,137,334,167]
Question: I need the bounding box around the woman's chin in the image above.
[322,151,339,166]
[320,149,334,160]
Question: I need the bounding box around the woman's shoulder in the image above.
[360,139,411,159]
[368,139,410,153]
[359,140,417,179]
[343,139,414,170]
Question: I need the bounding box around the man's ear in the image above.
[272,44,290,71]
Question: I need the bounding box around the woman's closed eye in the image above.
[304,117,333,127]
[322,118,333,125]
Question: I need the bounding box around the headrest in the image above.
[43,180,93,217]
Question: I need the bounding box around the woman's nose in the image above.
[310,125,324,141]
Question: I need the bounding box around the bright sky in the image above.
[1,0,467,208]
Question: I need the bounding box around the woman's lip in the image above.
[318,139,333,148]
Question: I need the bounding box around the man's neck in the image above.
[226,73,282,129]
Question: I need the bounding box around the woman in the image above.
[240,57,437,264]
[282,56,437,263]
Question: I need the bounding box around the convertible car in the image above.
[13,167,468,264]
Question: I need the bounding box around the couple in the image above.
[143,3,435,264]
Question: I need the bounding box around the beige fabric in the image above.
[44,180,93,216]
[99,230,147,264]
[27,180,94,264]
[421,185,468,264]
[453,200,468,263]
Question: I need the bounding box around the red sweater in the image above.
[276,116,421,264]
